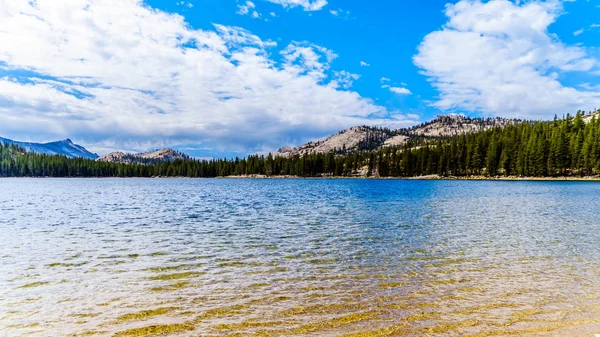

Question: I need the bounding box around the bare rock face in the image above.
[383,135,409,148]
[97,148,188,164]
[138,148,185,161]
[582,111,600,123]
[97,151,126,162]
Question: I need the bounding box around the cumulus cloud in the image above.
[360,61,370,67]
[266,0,327,11]
[329,8,350,19]
[237,1,263,19]
[177,1,193,8]
[0,0,414,154]
[331,71,360,89]
[414,0,600,119]
[237,1,255,15]
[387,87,412,95]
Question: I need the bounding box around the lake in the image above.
[1,178,600,336]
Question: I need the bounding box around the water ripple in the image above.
[1,179,600,336]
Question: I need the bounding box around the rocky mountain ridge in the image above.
[408,115,519,137]
[276,114,521,157]
[97,148,188,164]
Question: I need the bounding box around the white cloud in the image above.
[0,0,415,154]
[331,71,360,89]
[237,0,266,19]
[387,87,412,95]
[177,1,193,8]
[329,8,350,18]
[360,61,370,67]
[414,0,600,119]
[573,28,584,36]
[266,0,327,11]
[281,41,338,78]
[237,1,255,15]
[380,77,391,82]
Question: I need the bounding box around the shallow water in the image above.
[1,178,600,337]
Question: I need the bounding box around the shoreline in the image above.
[1,175,599,181]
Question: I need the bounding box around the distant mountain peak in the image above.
[0,136,98,159]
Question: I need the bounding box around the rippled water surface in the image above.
[2,178,600,337]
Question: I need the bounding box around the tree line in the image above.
[1,112,600,178]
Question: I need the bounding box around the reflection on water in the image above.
[1,178,600,336]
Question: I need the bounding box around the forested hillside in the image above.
[1,112,599,178]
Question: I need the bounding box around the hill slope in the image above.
[0,137,98,159]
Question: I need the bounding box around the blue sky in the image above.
[0,0,599,158]
[146,0,449,116]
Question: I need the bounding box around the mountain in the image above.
[0,135,187,164]
[277,126,398,157]
[0,137,98,159]
[276,115,520,157]
[97,148,188,164]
